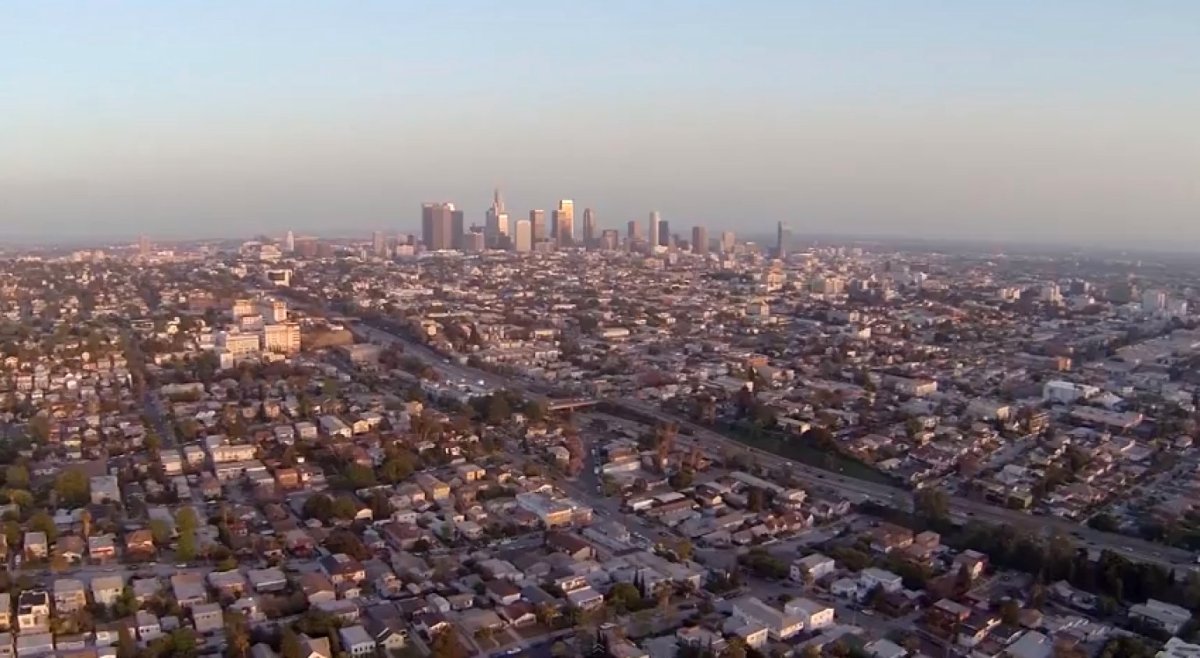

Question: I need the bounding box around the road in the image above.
[315,306,1198,570]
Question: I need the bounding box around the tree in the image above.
[175,506,199,534]
[54,468,90,508]
[344,463,376,489]
[429,628,467,658]
[720,639,747,658]
[117,626,138,658]
[176,532,198,562]
[4,465,29,489]
[149,519,172,546]
[914,487,950,524]
[607,582,643,613]
[379,453,416,483]
[224,610,250,658]
[30,510,58,542]
[330,496,358,520]
[303,494,335,523]
[280,627,303,658]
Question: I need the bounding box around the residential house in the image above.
[16,592,50,633]
[191,603,224,634]
[23,533,48,560]
[135,611,161,641]
[784,598,835,631]
[1129,599,1191,636]
[337,626,375,658]
[791,553,836,583]
[91,575,125,607]
[53,579,87,614]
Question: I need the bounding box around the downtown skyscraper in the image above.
[553,199,574,247]
[691,225,708,255]
[421,202,455,250]
[529,209,546,242]
[485,188,509,248]
[648,211,660,249]
[582,208,597,248]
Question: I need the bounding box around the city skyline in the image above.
[3,2,1198,247]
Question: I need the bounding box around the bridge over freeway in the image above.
[545,397,600,412]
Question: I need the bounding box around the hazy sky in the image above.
[2,1,1198,246]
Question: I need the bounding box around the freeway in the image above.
[318,307,1197,570]
[613,397,1197,570]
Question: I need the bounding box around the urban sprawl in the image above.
[2,200,1200,658]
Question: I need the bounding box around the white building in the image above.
[783,598,835,631]
[730,597,803,640]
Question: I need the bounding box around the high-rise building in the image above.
[692,226,708,255]
[530,210,546,242]
[553,199,574,247]
[514,219,533,253]
[372,231,388,257]
[658,219,670,247]
[284,230,295,253]
[582,208,597,248]
[776,221,790,259]
[627,220,640,241]
[451,209,465,250]
[484,188,510,248]
[600,230,619,251]
[138,235,151,257]
[421,202,455,251]
[648,212,660,249]
[720,231,736,253]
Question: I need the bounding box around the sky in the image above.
[2,1,1199,247]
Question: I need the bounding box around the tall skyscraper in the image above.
[372,231,388,257]
[138,235,151,257]
[485,188,510,248]
[691,226,708,255]
[284,230,295,253]
[530,209,546,242]
[648,211,660,249]
[720,231,736,254]
[658,218,670,247]
[514,219,533,253]
[451,209,465,250]
[421,202,455,250]
[582,208,597,248]
[600,229,619,251]
[627,219,640,241]
[553,199,574,247]
[776,221,790,259]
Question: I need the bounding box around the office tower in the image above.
[776,221,789,258]
[372,231,388,257]
[284,230,295,253]
[553,199,574,247]
[484,188,510,248]
[464,229,485,252]
[648,212,660,249]
[720,231,735,253]
[514,219,533,252]
[138,235,151,257]
[658,219,670,246]
[692,226,708,255]
[530,210,546,241]
[600,230,619,251]
[582,208,597,248]
[451,209,465,250]
[421,202,455,251]
[627,220,640,241]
